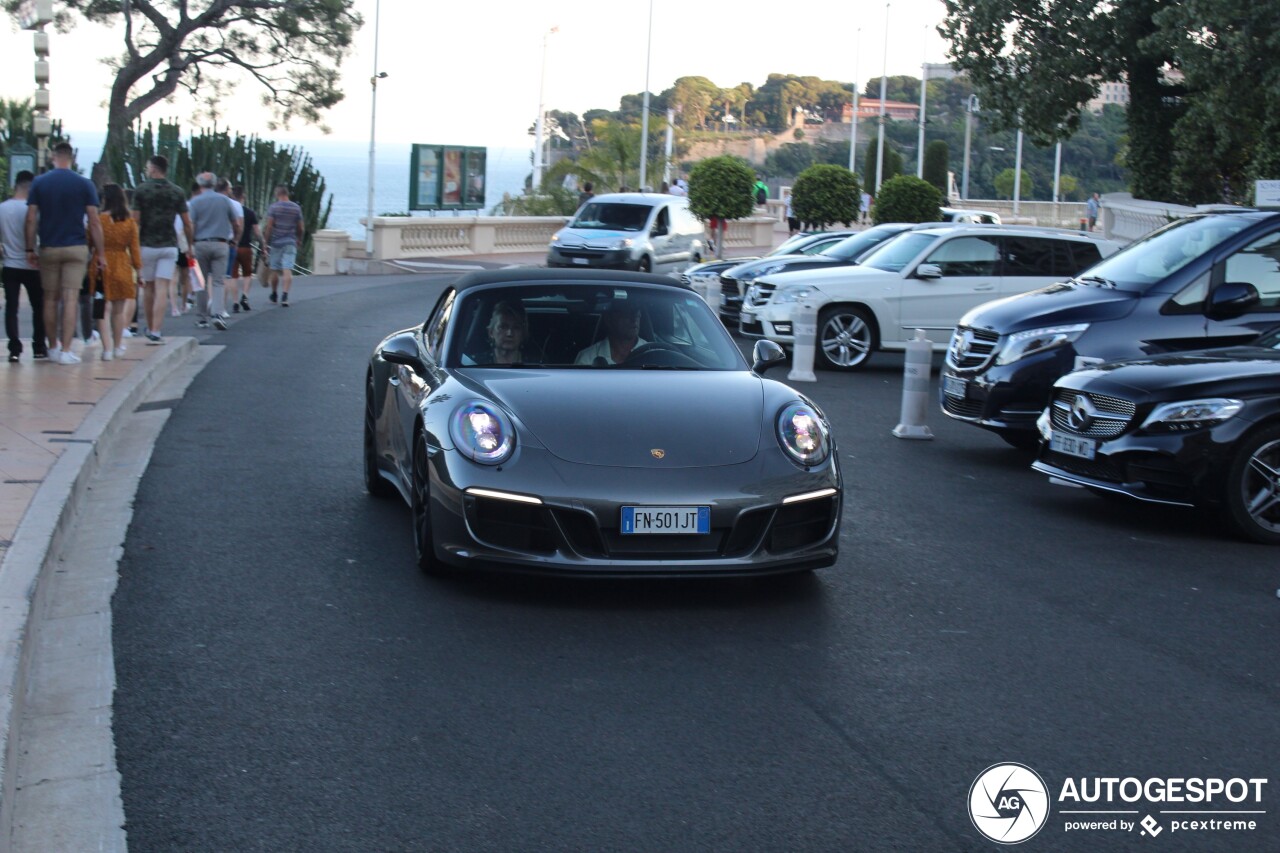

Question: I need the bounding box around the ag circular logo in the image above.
[969,763,1050,844]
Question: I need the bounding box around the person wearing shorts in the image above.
[263,184,303,306]
[132,155,193,344]
[230,185,261,312]
[24,142,106,363]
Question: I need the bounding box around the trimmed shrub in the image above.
[791,164,860,229]
[871,175,943,224]
[923,140,949,194]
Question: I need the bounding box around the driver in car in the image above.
[575,301,648,365]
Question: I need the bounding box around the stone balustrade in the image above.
[313,213,778,274]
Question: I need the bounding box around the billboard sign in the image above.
[410,145,486,211]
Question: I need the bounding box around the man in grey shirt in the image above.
[187,172,243,330]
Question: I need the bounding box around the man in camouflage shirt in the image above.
[132,155,194,343]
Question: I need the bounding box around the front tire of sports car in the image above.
[1223,424,1280,545]
[411,432,448,574]
[815,306,876,371]
[364,379,396,499]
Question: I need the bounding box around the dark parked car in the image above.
[1031,327,1280,543]
[711,230,856,324]
[364,269,842,576]
[681,230,849,293]
[941,211,1280,448]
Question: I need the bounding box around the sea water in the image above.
[70,131,533,238]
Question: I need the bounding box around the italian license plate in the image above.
[942,374,968,398]
[621,506,710,535]
[572,257,589,265]
[1050,432,1097,460]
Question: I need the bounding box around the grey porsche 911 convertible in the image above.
[363,269,843,577]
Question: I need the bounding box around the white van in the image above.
[546,193,706,274]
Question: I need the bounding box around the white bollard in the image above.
[892,329,934,440]
[787,298,818,383]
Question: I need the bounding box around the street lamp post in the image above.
[916,28,927,180]
[1013,126,1024,217]
[639,0,654,191]
[532,28,557,191]
[874,2,889,193]
[848,27,860,175]
[22,0,53,171]
[961,95,978,200]
[365,0,386,256]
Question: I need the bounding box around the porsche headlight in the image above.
[777,402,830,466]
[1140,398,1243,432]
[774,284,820,304]
[449,401,515,465]
[995,324,1089,366]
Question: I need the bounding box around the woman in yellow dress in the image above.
[90,183,142,360]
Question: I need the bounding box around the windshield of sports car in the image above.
[858,232,938,272]
[448,283,749,370]
[568,202,652,231]
[1074,215,1255,291]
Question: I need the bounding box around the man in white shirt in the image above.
[575,302,647,365]
[0,170,47,362]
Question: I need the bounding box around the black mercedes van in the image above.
[940,211,1280,448]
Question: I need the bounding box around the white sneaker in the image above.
[122,328,134,338]
[102,348,114,361]
[58,350,81,365]
[115,343,126,356]
[84,331,101,348]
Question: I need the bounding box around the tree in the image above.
[764,143,815,178]
[687,156,755,259]
[940,0,1180,200]
[864,141,903,191]
[994,168,1034,200]
[3,0,363,185]
[871,175,943,224]
[791,164,860,229]
[923,140,950,194]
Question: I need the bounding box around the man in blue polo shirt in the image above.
[24,142,106,364]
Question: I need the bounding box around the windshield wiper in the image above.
[1075,275,1118,289]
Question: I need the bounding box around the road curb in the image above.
[0,338,199,848]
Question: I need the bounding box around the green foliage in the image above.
[993,168,1035,200]
[923,140,950,194]
[1058,174,1080,200]
[687,157,756,222]
[791,165,860,229]
[864,140,904,190]
[871,175,943,224]
[765,143,815,178]
[120,121,331,268]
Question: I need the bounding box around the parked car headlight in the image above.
[777,402,830,466]
[449,400,515,465]
[774,284,821,304]
[995,324,1090,365]
[613,238,634,250]
[1140,398,1244,432]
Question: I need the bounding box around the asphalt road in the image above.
[113,276,1280,852]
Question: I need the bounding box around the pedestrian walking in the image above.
[132,155,193,344]
[262,185,303,308]
[89,183,141,361]
[23,141,106,364]
[216,178,245,314]
[669,178,688,198]
[754,176,769,207]
[230,185,262,313]
[1,170,47,362]
[784,189,799,236]
[577,181,595,210]
[860,191,872,225]
[1086,192,1101,231]
[187,172,242,330]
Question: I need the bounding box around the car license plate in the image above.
[572,257,589,265]
[1050,432,1097,460]
[943,374,967,398]
[621,506,710,535]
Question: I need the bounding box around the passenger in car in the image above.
[465,299,533,365]
[574,301,648,365]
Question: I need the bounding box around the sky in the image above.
[2,0,953,161]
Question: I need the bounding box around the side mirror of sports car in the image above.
[381,333,427,374]
[751,339,787,375]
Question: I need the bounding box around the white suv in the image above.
[739,225,1121,370]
